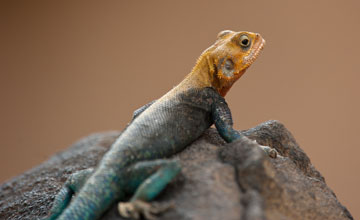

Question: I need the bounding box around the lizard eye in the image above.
[239,35,251,48]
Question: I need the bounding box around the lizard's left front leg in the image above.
[124,100,157,130]
[118,159,181,220]
[211,95,277,158]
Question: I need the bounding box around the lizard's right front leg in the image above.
[211,94,278,158]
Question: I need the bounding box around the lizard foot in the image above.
[260,145,278,158]
[252,140,278,158]
[118,200,174,220]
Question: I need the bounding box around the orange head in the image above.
[202,30,265,96]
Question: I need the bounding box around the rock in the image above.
[0,120,353,220]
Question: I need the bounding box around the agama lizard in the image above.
[45,30,275,220]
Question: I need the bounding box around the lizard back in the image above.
[108,87,218,165]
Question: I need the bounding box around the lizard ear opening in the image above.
[221,59,235,78]
[217,30,232,39]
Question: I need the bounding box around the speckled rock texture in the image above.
[0,120,353,220]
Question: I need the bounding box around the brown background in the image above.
[1,0,359,218]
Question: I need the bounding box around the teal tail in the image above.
[56,169,124,220]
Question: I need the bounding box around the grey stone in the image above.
[0,120,353,220]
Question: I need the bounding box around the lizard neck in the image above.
[160,55,214,101]
[176,53,244,97]
[170,49,247,97]
[176,53,214,91]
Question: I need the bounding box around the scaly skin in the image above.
[46,30,271,220]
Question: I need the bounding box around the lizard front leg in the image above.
[119,159,181,220]
[124,100,157,130]
[131,100,157,121]
[211,94,277,158]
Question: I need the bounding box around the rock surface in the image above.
[0,120,353,220]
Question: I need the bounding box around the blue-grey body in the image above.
[48,87,241,220]
[45,30,269,220]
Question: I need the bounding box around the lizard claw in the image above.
[118,200,174,220]
[252,140,278,158]
[259,145,278,158]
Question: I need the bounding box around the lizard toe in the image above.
[118,202,140,219]
[118,200,174,220]
[258,145,278,158]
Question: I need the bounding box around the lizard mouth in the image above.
[243,36,265,67]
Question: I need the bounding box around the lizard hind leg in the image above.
[119,159,181,220]
[44,168,94,220]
